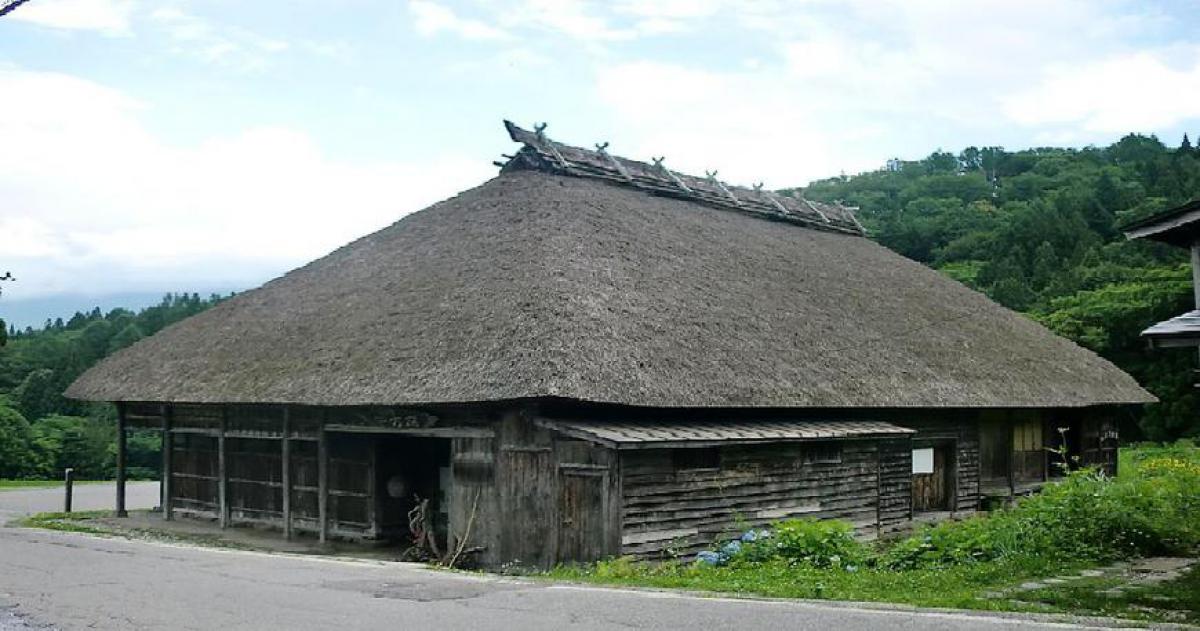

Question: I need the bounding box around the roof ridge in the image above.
[499,120,866,237]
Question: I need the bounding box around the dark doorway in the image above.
[912,444,953,512]
[375,437,451,548]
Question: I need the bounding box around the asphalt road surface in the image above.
[0,486,1127,631]
[0,481,159,522]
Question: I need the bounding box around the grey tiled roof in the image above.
[539,418,915,449]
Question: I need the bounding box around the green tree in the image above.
[0,404,36,478]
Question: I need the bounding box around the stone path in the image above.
[984,557,1198,605]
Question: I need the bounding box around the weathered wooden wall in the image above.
[877,439,913,534]
[119,401,1130,567]
[448,412,620,568]
[902,416,980,513]
[618,440,892,558]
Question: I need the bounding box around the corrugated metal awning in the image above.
[537,418,915,449]
[1142,310,1200,348]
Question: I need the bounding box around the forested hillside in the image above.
[800,133,1200,440]
[0,293,226,479]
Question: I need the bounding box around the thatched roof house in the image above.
[69,122,1152,567]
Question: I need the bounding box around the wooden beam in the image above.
[318,427,329,544]
[281,407,292,540]
[115,402,128,517]
[218,407,229,528]
[161,404,174,521]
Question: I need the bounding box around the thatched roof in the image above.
[67,124,1153,408]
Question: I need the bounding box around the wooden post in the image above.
[1006,418,1016,499]
[1191,243,1199,309]
[281,407,292,540]
[318,427,329,544]
[218,407,229,528]
[161,405,174,521]
[366,440,377,540]
[115,403,128,517]
[64,468,74,513]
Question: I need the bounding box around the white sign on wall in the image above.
[912,447,934,474]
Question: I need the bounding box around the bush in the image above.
[692,446,1200,575]
[727,519,871,569]
[884,456,1200,570]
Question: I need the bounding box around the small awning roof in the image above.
[537,418,915,449]
[1143,310,1200,348]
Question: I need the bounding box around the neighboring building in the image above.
[1123,200,1200,350]
[67,122,1153,568]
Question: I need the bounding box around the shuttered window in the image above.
[1013,418,1043,452]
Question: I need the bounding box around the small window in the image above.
[802,442,843,464]
[912,447,934,474]
[673,447,719,471]
[1013,418,1043,452]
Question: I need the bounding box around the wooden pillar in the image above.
[318,427,329,544]
[161,404,174,521]
[281,407,292,540]
[1191,243,1199,309]
[115,403,128,517]
[366,441,378,540]
[218,407,229,528]
[1006,417,1016,499]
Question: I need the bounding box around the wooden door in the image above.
[557,467,607,564]
[912,447,950,512]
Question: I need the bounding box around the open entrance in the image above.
[374,436,451,552]
[912,443,953,513]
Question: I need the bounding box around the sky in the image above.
[2,0,1200,328]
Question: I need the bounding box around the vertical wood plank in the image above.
[366,439,377,540]
[281,406,292,540]
[874,441,882,537]
[318,426,329,544]
[1191,243,1200,308]
[1006,416,1015,498]
[115,402,128,517]
[161,404,174,521]
[218,406,229,528]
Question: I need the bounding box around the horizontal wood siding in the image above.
[877,438,912,534]
[619,441,883,558]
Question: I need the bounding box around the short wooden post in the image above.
[115,403,128,517]
[218,407,229,528]
[161,405,174,521]
[281,407,292,540]
[318,428,329,544]
[64,468,74,513]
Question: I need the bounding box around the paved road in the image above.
[0,525,1127,631]
[0,482,159,523]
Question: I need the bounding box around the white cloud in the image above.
[5,0,134,36]
[0,68,491,299]
[409,0,510,41]
[1004,50,1200,133]
[150,6,290,72]
[593,61,848,187]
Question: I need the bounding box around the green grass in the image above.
[18,510,114,534]
[1019,567,1200,624]
[0,479,110,490]
[549,555,1088,612]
